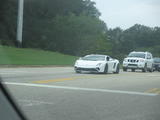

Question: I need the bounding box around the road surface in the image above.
[0,67,160,120]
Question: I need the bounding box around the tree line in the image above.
[108,25,160,60]
[0,0,160,61]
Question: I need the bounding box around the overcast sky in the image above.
[92,0,160,29]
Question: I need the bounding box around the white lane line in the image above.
[3,82,158,96]
[0,73,17,75]
[147,75,160,77]
[18,99,54,107]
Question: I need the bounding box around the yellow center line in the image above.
[33,78,75,84]
[145,88,160,94]
[32,75,108,84]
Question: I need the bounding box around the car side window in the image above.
[147,54,151,59]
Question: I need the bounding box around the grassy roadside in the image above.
[0,45,78,66]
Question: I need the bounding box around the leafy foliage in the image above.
[108,24,160,60]
[0,0,160,62]
[22,0,109,56]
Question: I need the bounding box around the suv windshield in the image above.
[82,55,105,61]
[128,53,145,58]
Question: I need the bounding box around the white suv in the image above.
[123,51,154,72]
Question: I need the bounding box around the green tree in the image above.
[0,0,18,46]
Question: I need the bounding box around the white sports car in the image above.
[74,54,120,74]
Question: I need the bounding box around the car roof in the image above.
[85,54,109,57]
[130,51,149,54]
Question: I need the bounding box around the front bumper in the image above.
[123,62,145,69]
[74,65,104,72]
[75,67,100,72]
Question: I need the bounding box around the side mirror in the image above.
[106,57,110,61]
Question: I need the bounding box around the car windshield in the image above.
[82,55,105,61]
[154,58,160,63]
[128,53,145,58]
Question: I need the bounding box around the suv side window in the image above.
[150,53,153,59]
[147,53,151,59]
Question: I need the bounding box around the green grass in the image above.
[0,45,78,66]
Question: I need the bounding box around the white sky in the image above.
[92,0,160,29]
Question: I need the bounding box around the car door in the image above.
[106,57,115,72]
[146,53,152,68]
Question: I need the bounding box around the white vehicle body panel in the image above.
[123,57,146,68]
[74,55,119,73]
[123,51,153,71]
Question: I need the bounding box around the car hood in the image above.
[75,60,105,66]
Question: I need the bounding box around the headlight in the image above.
[96,63,102,66]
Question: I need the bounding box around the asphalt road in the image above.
[0,67,160,120]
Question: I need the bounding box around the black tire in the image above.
[114,64,120,74]
[103,64,108,74]
[131,69,135,72]
[142,64,147,72]
[123,67,127,72]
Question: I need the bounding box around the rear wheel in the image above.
[114,64,120,74]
